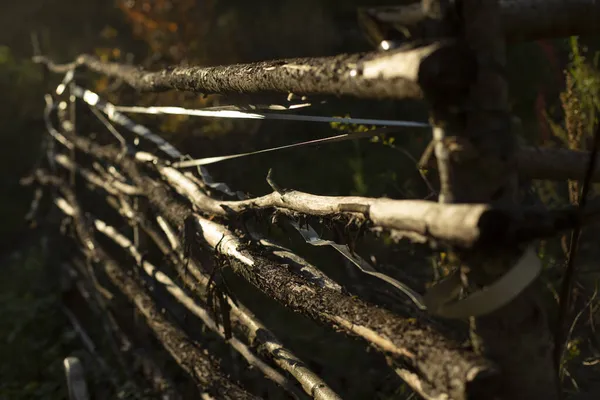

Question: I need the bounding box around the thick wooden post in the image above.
[431,1,560,398]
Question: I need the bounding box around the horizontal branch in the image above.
[51,152,344,293]
[52,132,589,248]
[54,184,301,398]
[33,41,474,100]
[162,161,491,246]
[361,0,600,44]
[154,154,588,248]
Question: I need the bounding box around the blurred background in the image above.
[1,0,599,399]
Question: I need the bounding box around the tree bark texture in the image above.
[60,135,497,400]
[438,1,561,399]
[52,132,588,250]
[34,41,474,101]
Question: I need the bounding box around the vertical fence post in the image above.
[429,0,560,398]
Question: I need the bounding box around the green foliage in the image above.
[549,37,600,148]
[531,39,600,393]
[329,115,378,133]
[534,38,600,209]
[568,37,600,116]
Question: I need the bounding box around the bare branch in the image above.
[159,161,493,246]
[148,217,339,400]
[147,218,342,400]
[40,144,500,399]
[103,259,259,400]
[39,120,600,398]
[50,132,590,250]
[33,42,474,100]
[153,156,588,248]
[54,154,140,195]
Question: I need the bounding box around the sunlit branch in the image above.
[33,42,473,101]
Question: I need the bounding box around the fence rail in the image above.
[24,1,600,399]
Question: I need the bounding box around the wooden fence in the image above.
[24,1,600,399]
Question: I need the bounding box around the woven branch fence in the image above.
[22,1,600,399]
